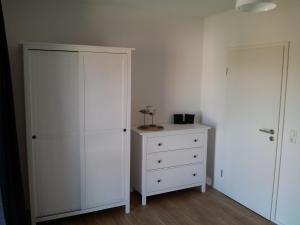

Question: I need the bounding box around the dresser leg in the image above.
[125,203,130,214]
[201,184,206,193]
[142,195,147,206]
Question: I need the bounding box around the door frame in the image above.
[225,42,290,223]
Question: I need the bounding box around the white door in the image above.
[223,45,286,219]
[82,52,128,209]
[29,50,81,216]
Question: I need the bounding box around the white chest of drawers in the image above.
[131,124,210,205]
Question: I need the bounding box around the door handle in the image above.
[259,129,275,135]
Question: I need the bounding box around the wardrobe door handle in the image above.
[194,139,198,142]
[158,143,163,146]
[193,154,198,158]
[192,173,197,177]
[157,179,162,183]
[157,160,162,163]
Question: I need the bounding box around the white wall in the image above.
[202,0,300,224]
[1,0,204,202]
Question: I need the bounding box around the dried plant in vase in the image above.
[138,107,150,129]
[138,106,163,131]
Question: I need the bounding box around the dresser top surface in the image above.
[131,123,211,136]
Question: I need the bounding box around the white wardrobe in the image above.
[23,43,133,224]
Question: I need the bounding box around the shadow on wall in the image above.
[207,127,216,185]
[0,188,6,225]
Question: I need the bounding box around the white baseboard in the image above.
[206,176,212,186]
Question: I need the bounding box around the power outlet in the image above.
[290,130,298,144]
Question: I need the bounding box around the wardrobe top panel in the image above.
[22,42,135,54]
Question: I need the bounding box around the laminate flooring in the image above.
[40,187,274,225]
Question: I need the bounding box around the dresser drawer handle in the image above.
[193,154,198,158]
[194,139,198,142]
[158,143,163,146]
[157,179,162,183]
[157,160,162,163]
[192,173,197,177]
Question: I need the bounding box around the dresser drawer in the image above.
[147,148,203,170]
[146,164,202,193]
[147,133,204,153]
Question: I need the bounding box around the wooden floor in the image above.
[40,187,274,225]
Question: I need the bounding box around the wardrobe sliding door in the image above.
[82,52,128,209]
[27,50,81,217]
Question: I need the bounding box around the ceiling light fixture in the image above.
[236,0,277,12]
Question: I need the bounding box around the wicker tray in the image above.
[138,125,164,131]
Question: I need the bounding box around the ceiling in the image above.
[88,0,236,17]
